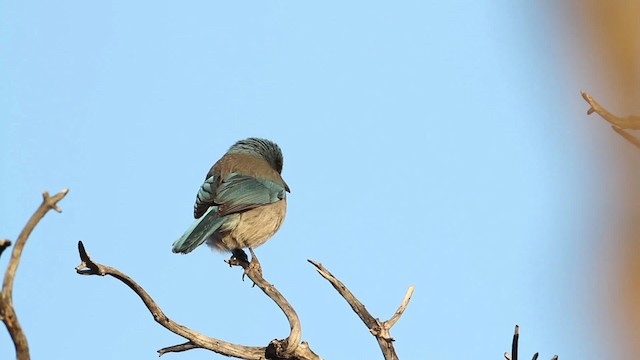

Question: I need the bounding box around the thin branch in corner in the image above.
[76,242,320,360]
[0,188,69,360]
[511,324,519,360]
[581,90,640,148]
[308,259,414,360]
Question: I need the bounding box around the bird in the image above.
[172,137,290,263]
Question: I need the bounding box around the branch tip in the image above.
[384,285,415,329]
[511,324,519,360]
[0,239,11,257]
[78,241,89,262]
[42,188,69,212]
[157,341,200,355]
[581,90,640,143]
[75,241,105,275]
[307,259,321,267]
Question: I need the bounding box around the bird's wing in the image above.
[172,206,225,253]
[194,174,220,218]
[214,172,287,216]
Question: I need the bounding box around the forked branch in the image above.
[75,242,320,360]
[308,260,415,360]
[581,91,640,148]
[0,188,69,360]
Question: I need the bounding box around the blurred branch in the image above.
[581,91,640,148]
[0,188,69,360]
[75,241,320,360]
[308,259,415,360]
[503,325,557,360]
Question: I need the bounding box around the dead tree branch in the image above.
[0,188,69,360]
[504,325,557,360]
[308,260,415,360]
[75,242,320,360]
[226,249,318,359]
[581,90,640,148]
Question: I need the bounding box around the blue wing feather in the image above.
[215,173,286,215]
[172,206,226,253]
[194,174,219,218]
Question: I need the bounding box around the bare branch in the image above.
[581,91,640,129]
[307,260,377,327]
[226,248,307,358]
[384,286,415,329]
[0,239,11,258]
[504,325,557,360]
[76,242,320,360]
[157,341,198,355]
[308,260,414,360]
[0,188,69,360]
[512,325,519,360]
[581,91,640,148]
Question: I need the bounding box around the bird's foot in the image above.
[224,248,262,284]
[224,258,246,268]
[230,249,249,265]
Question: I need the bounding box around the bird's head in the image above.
[228,137,285,174]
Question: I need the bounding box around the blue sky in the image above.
[0,1,624,359]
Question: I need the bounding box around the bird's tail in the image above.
[172,207,224,254]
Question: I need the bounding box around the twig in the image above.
[384,286,415,329]
[512,325,519,360]
[0,188,69,360]
[0,239,11,259]
[76,242,320,360]
[581,91,640,148]
[156,341,198,355]
[503,325,558,360]
[308,260,414,360]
